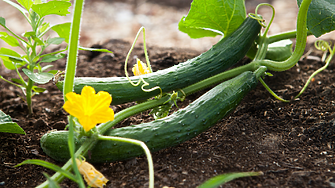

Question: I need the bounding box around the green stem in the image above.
[268,30,312,44]
[63,0,85,101]
[252,0,311,72]
[25,65,34,115]
[98,135,154,188]
[68,116,86,188]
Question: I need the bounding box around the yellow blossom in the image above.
[132,58,150,76]
[76,158,109,188]
[63,86,114,132]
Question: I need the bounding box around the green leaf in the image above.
[22,68,53,84]
[48,70,58,75]
[266,39,293,61]
[15,159,77,182]
[51,22,71,43]
[11,78,26,86]
[0,47,24,69]
[32,86,46,93]
[79,46,113,53]
[40,53,65,63]
[41,64,54,72]
[0,110,25,134]
[0,32,20,47]
[38,22,50,36]
[47,37,65,45]
[31,1,71,18]
[178,0,246,39]
[297,0,335,37]
[23,31,44,45]
[0,17,6,27]
[17,0,33,11]
[198,171,263,188]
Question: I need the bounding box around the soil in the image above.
[1,36,335,188]
[1,1,335,188]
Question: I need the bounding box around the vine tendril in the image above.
[294,40,335,99]
[124,26,162,98]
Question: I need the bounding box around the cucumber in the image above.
[56,17,261,105]
[41,71,259,163]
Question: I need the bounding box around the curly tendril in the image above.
[124,27,162,98]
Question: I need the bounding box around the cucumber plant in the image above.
[17,0,335,187]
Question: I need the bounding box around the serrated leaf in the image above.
[51,23,71,43]
[40,53,65,63]
[79,46,113,53]
[0,32,20,47]
[22,68,53,84]
[0,110,25,135]
[31,1,71,18]
[198,171,263,188]
[178,0,246,39]
[297,0,335,37]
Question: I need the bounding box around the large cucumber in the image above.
[56,17,261,105]
[42,71,259,163]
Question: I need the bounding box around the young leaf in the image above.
[11,78,26,86]
[297,0,335,37]
[41,64,54,72]
[51,23,71,43]
[32,86,46,93]
[0,110,25,135]
[31,1,71,18]
[0,32,20,47]
[23,31,44,45]
[22,68,53,84]
[40,53,65,63]
[178,0,246,39]
[47,37,65,45]
[198,171,263,188]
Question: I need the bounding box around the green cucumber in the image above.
[42,71,259,163]
[56,17,261,105]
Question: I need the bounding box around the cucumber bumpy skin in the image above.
[56,17,261,105]
[41,71,258,163]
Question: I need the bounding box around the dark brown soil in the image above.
[1,36,335,188]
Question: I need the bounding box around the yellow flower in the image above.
[76,158,109,188]
[63,86,114,132]
[132,58,150,76]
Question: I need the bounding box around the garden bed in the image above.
[1,38,335,187]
